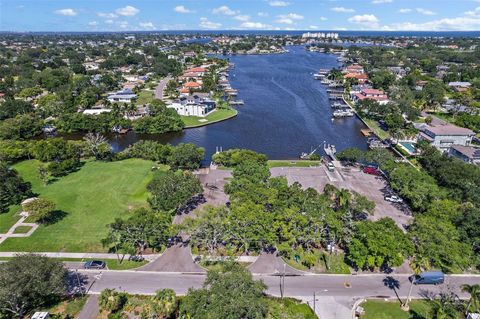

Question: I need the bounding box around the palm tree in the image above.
[462,284,480,315]
[430,299,458,319]
[335,189,351,211]
[402,255,430,310]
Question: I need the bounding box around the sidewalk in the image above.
[0,252,160,261]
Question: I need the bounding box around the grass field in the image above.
[0,159,155,252]
[13,225,33,234]
[182,108,237,128]
[363,118,390,140]
[361,300,437,319]
[0,205,21,233]
[136,90,155,105]
[268,160,322,168]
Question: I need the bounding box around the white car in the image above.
[327,162,335,171]
[384,195,403,203]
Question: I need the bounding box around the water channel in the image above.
[106,46,368,160]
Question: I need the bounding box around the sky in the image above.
[1,0,480,32]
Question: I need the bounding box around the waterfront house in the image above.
[448,82,471,92]
[344,64,365,74]
[107,88,137,103]
[449,145,480,165]
[417,122,475,151]
[344,73,369,84]
[353,88,389,105]
[167,93,215,117]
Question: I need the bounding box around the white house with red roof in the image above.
[352,88,389,105]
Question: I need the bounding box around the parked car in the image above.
[83,260,106,269]
[327,162,335,171]
[410,271,444,285]
[363,166,381,176]
[384,195,403,203]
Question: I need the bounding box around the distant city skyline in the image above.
[1,0,480,32]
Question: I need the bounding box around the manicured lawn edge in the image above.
[182,108,238,128]
[268,160,322,168]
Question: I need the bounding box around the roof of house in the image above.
[346,65,364,70]
[362,88,385,95]
[425,123,475,136]
[450,145,480,159]
[344,73,368,79]
[448,81,471,87]
[186,67,206,73]
[184,82,202,88]
[354,93,389,102]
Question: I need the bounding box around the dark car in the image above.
[410,271,444,285]
[83,260,106,269]
[363,166,381,176]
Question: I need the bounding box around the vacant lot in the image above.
[0,159,155,252]
[270,166,412,228]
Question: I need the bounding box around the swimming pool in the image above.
[399,142,417,154]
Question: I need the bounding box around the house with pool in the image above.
[417,122,475,151]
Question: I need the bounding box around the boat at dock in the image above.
[299,145,320,159]
[229,100,245,105]
[331,102,346,108]
[333,109,354,117]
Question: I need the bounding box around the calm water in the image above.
[106,46,368,160]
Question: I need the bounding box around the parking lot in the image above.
[270,165,412,229]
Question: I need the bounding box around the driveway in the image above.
[154,76,172,100]
[139,244,205,273]
[248,252,305,275]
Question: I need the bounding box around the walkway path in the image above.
[78,295,99,319]
[0,251,160,261]
[0,213,38,245]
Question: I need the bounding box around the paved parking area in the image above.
[270,166,412,228]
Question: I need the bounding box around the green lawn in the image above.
[363,118,390,140]
[268,160,321,168]
[0,159,155,252]
[13,225,33,234]
[0,205,21,233]
[267,298,317,319]
[48,296,88,318]
[182,108,237,128]
[362,300,437,319]
[136,90,155,105]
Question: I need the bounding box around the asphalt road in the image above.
[79,269,480,300]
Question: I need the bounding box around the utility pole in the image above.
[313,291,316,313]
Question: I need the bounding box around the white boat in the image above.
[333,109,354,117]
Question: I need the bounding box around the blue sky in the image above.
[1,0,480,32]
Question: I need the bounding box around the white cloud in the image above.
[212,6,236,15]
[269,1,290,7]
[97,12,117,19]
[372,0,392,3]
[105,19,114,24]
[139,22,155,29]
[348,14,379,28]
[465,7,480,17]
[240,21,271,29]
[115,5,139,16]
[174,5,193,13]
[54,8,77,16]
[276,13,304,25]
[258,12,269,17]
[88,21,98,26]
[276,18,294,24]
[309,25,319,29]
[331,7,355,13]
[398,8,412,13]
[234,15,250,22]
[199,17,221,29]
[416,8,436,15]
[320,16,328,21]
[384,16,480,31]
[281,13,304,20]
